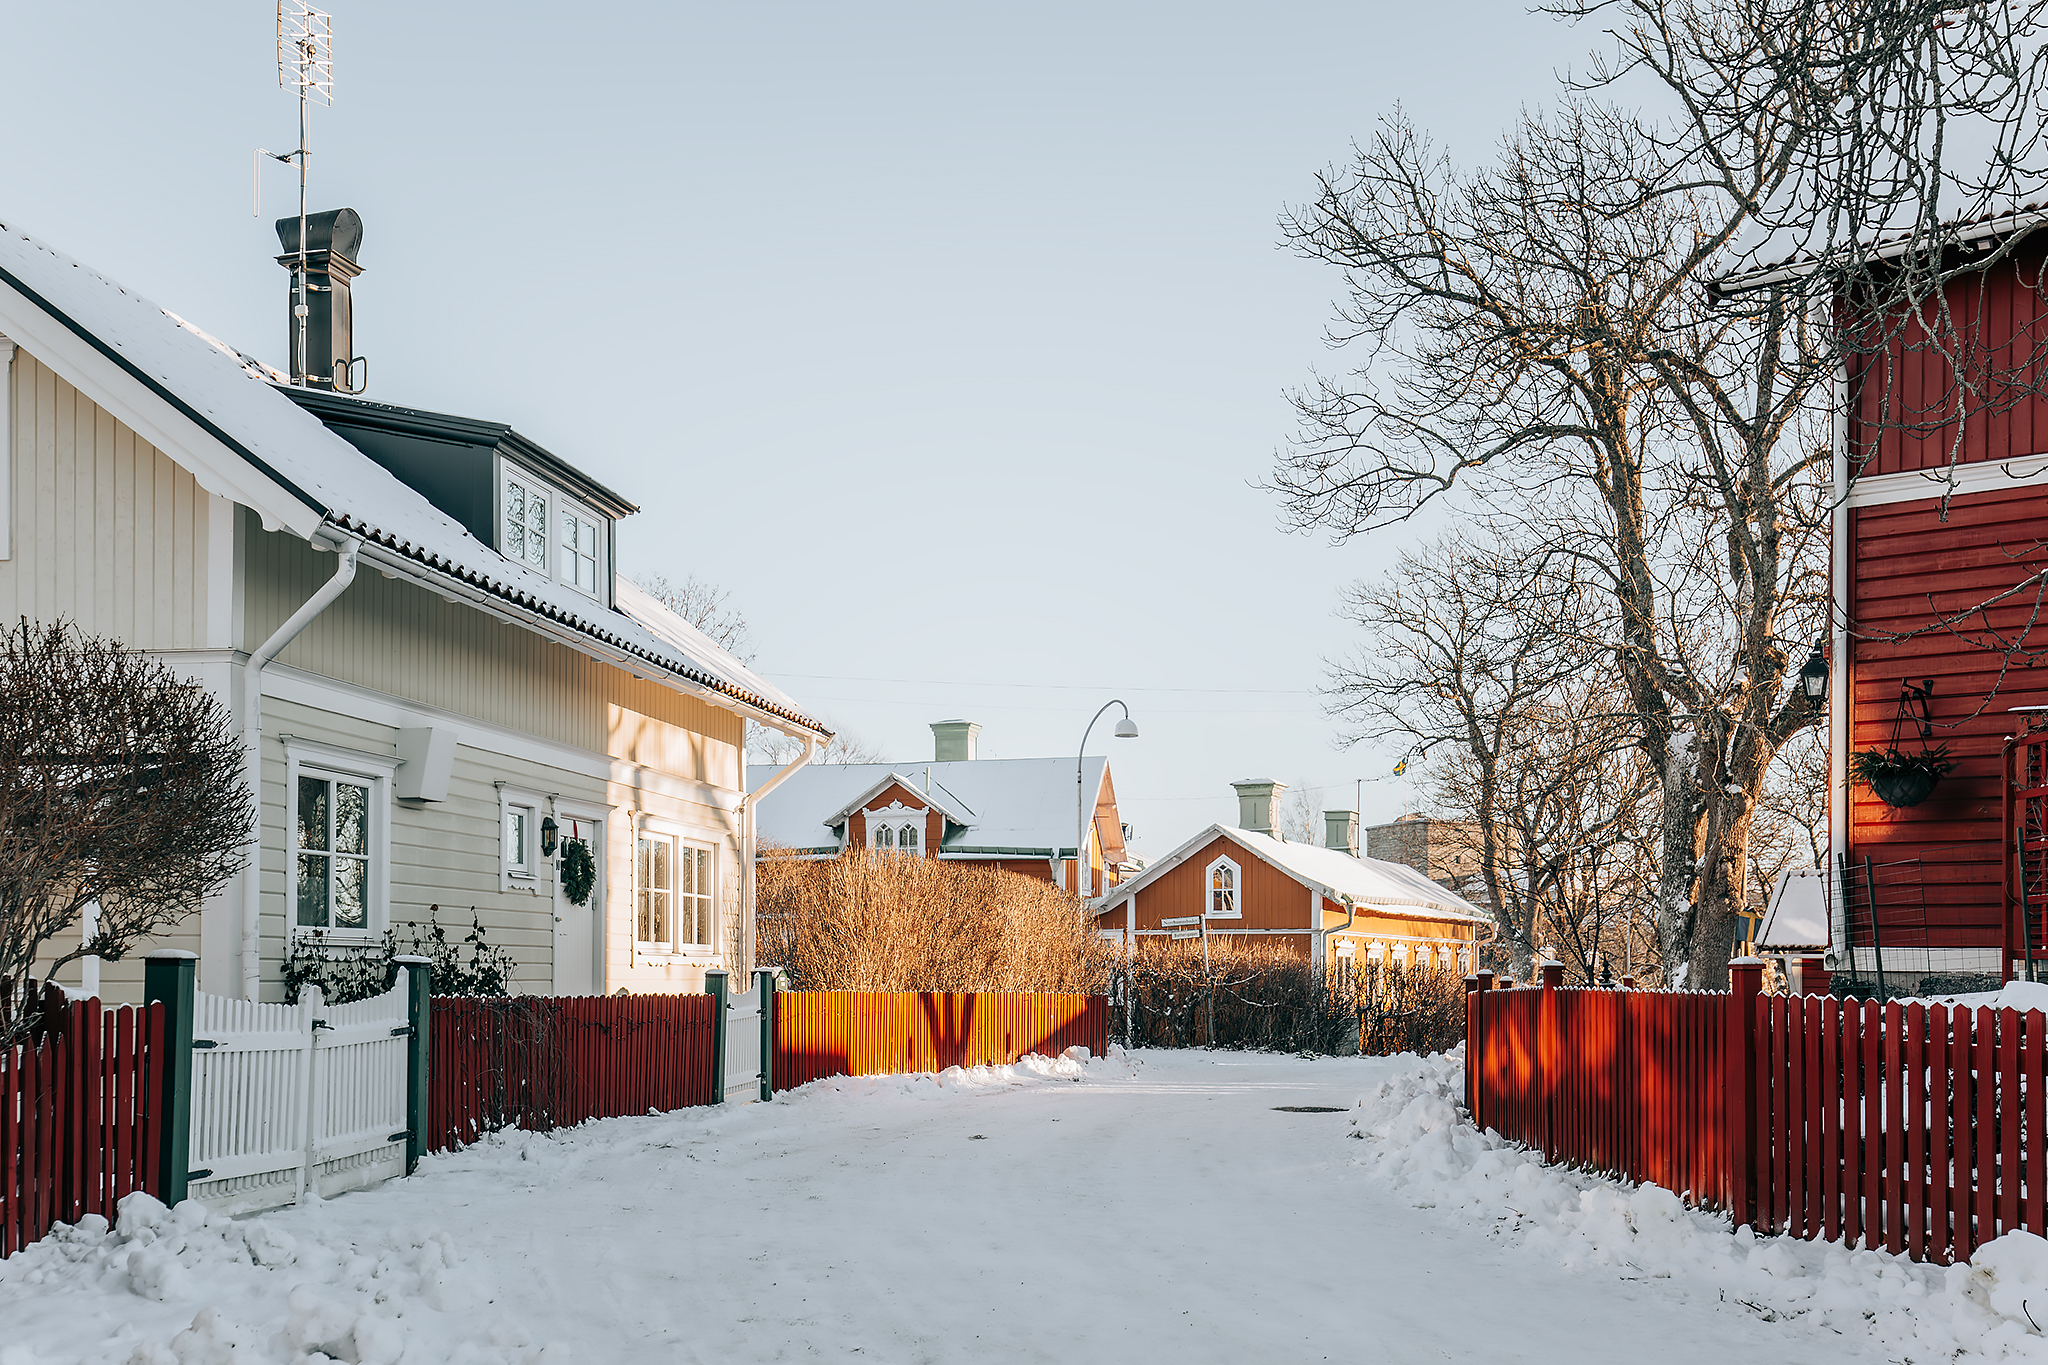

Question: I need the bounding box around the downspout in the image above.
[1320,892,1357,960]
[737,736,819,976]
[240,530,361,1001]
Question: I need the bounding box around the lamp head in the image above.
[540,815,559,859]
[1799,644,1828,705]
[1114,718,1140,739]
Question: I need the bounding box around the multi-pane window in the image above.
[897,822,919,854]
[503,474,548,571]
[297,773,371,930]
[1206,858,1239,919]
[506,804,533,875]
[872,824,895,851]
[870,817,921,854]
[560,507,601,595]
[637,832,714,951]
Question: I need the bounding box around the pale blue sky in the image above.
[2,2,1596,857]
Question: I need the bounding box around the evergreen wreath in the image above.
[561,838,597,907]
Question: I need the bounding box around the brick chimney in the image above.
[931,720,980,762]
[1231,779,1286,838]
[1324,809,1358,857]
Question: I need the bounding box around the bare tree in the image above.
[637,573,755,664]
[0,621,253,1042]
[748,723,887,768]
[1332,532,1658,980]
[1280,783,1325,845]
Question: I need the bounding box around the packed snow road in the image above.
[5,1048,2044,1363]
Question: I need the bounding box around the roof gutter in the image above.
[348,535,828,739]
[241,528,361,1001]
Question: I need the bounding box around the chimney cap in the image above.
[276,207,363,262]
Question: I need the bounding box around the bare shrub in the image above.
[756,848,1114,993]
[1123,937,1467,1056]
[0,620,253,1044]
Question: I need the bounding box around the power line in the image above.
[766,672,1314,696]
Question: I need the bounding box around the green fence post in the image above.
[755,969,777,1101]
[395,954,432,1174]
[143,950,197,1207]
[705,969,728,1104]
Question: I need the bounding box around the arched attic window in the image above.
[873,823,895,851]
[1205,856,1241,919]
[899,822,920,854]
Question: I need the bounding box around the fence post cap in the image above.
[1729,955,1767,966]
[392,955,432,966]
[1540,961,1565,988]
[144,949,199,961]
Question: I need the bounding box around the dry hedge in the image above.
[1122,937,1467,1056]
[756,849,1115,993]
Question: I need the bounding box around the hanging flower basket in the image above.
[1851,746,1956,809]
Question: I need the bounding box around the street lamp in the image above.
[1078,700,1139,901]
[1799,642,1829,712]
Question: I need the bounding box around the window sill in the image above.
[635,948,718,962]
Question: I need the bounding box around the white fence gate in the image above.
[724,977,763,1103]
[187,982,411,1215]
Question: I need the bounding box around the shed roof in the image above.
[0,216,826,738]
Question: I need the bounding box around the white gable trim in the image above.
[0,274,323,538]
[1845,454,2048,509]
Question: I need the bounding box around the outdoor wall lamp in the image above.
[1799,643,1828,711]
[540,815,559,859]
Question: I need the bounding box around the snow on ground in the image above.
[7,1046,2048,1363]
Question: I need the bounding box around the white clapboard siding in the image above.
[187,981,409,1215]
[725,980,762,1104]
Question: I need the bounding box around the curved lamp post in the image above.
[1078,700,1139,901]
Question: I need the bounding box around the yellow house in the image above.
[1,214,829,1003]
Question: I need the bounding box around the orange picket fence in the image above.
[774,991,1108,1089]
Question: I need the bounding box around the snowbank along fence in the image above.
[0,984,164,1258]
[773,990,1108,1089]
[1466,961,2048,1264]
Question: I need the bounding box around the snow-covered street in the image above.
[9,1047,2048,1363]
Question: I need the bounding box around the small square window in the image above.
[560,506,602,596]
[506,803,534,876]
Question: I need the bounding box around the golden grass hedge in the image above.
[756,849,1116,993]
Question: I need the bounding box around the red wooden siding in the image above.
[774,992,1108,1090]
[1,996,163,1259]
[1848,243,2048,475]
[428,993,716,1153]
[1847,485,2048,950]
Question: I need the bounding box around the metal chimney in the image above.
[275,207,364,391]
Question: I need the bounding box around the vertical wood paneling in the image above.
[0,352,207,648]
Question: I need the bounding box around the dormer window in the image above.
[499,460,609,601]
[503,470,550,571]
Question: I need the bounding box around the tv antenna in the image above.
[253,0,334,386]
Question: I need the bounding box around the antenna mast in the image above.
[274,1,333,387]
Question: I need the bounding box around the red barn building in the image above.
[1825,219,2048,987]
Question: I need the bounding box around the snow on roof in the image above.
[748,757,1111,854]
[1103,824,1491,925]
[0,216,825,737]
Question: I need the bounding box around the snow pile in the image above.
[1928,980,2048,1015]
[1353,1048,2048,1361]
[769,1045,1132,1107]
[0,1191,566,1365]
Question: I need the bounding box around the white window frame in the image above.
[1204,855,1242,920]
[866,802,927,855]
[557,496,606,602]
[635,816,721,958]
[498,462,553,576]
[283,738,397,945]
[498,785,546,890]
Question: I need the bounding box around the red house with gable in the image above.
[1814,212,2048,988]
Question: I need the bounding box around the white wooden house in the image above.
[1,214,829,1003]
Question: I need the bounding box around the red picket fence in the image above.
[775,991,1108,1090]
[1,994,165,1258]
[1467,964,2048,1263]
[428,994,716,1153]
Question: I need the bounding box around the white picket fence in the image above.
[724,976,764,1103]
[187,982,411,1215]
